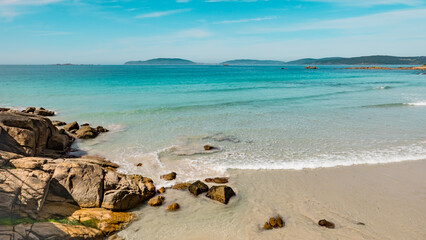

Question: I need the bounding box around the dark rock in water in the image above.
[188,180,209,196]
[75,125,99,139]
[136,163,143,167]
[23,106,36,113]
[206,185,235,204]
[52,120,66,126]
[96,125,109,133]
[34,108,55,116]
[204,145,216,150]
[161,172,177,181]
[318,219,335,229]
[263,222,273,230]
[172,182,191,190]
[157,187,166,194]
[64,121,79,131]
[167,203,180,211]
[148,196,165,206]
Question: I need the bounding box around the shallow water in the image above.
[0,65,425,184]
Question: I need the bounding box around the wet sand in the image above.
[118,160,426,240]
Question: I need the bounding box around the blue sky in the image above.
[0,0,425,64]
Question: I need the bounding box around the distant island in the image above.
[125,58,195,65]
[124,55,425,66]
[221,59,286,65]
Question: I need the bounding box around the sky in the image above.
[0,0,425,64]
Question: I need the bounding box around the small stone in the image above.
[148,196,164,207]
[161,172,177,181]
[167,203,180,211]
[64,121,79,131]
[263,222,272,230]
[205,178,214,183]
[203,145,215,150]
[357,222,365,226]
[188,180,209,196]
[172,182,191,190]
[157,187,166,194]
[269,217,284,228]
[318,219,335,229]
[136,163,142,167]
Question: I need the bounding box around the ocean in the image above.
[1,65,425,183]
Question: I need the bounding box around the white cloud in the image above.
[300,0,422,7]
[0,0,63,6]
[214,16,276,24]
[135,8,191,19]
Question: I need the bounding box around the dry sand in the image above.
[119,160,426,240]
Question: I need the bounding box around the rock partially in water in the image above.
[161,172,177,181]
[263,222,273,230]
[318,219,335,229]
[52,120,66,126]
[188,180,209,196]
[157,187,166,194]
[75,125,99,139]
[64,121,79,131]
[96,125,109,133]
[34,108,55,116]
[203,145,216,150]
[205,177,228,184]
[148,196,165,207]
[172,182,191,190]
[206,185,235,204]
[167,203,180,211]
[23,106,35,113]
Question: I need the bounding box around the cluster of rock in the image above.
[0,111,154,239]
[305,66,318,69]
[263,216,284,230]
[63,121,109,139]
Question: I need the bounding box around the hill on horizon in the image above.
[125,58,195,65]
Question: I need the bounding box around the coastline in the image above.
[118,159,426,240]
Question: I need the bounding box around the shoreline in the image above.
[119,159,426,240]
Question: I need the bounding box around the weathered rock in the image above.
[80,155,119,169]
[263,222,273,230]
[206,185,235,204]
[51,161,104,208]
[171,182,191,190]
[0,168,51,219]
[26,222,103,240]
[64,121,79,132]
[269,216,284,228]
[0,150,23,167]
[203,145,216,150]
[75,125,99,139]
[318,219,335,229]
[188,180,209,196]
[161,172,177,181]
[52,120,66,126]
[47,133,72,151]
[0,111,73,156]
[96,126,109,133]
[102,173,155,211]
[9,157,50,170]
[148,196,164,207]
[157,187,166,194]
[69,208,134,234]
[23,107,35,113]
[167,203,180,211]
[205,177,228,184]
[0,107,10,112]
[34,108,55,116]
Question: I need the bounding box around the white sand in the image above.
[118,160,426,240]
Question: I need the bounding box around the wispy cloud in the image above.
[244,8,426,34]
[0,0,63,6]
[214,16,276,24]
[300,0,422,7]
[135,8,191,19]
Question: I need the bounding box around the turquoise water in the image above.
[1,65,425,181]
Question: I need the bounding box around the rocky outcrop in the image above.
[0,111,74,157]
[188,180,209,196]
[206,185,235,204]
[64,121,79,132]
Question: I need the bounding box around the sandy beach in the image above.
[118,160,426,240]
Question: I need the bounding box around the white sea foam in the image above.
[407,101,426,106]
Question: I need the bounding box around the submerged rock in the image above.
[148,196,165,207]
[172,182,191,190]
[161,172,177,181]
[188,180,209,196]
[318,219,335,229]
[206,185,235,204]
[167,203,180,211]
